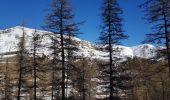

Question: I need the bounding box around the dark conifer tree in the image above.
[99,0,128,99]
[31,30,41,100]
[49,36,60,100]
[45,0,80,99]
[17,27,27,100]
[65,20,80,99]
[141,0,170,73]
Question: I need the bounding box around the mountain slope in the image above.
[0,26,159,60]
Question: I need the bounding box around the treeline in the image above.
[0,0,170,100]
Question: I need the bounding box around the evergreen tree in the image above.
[141,0,170,73]
[65,21,80,99]
[49,36,60,100]
[99,0,128,99]
[45,0,80,99]
[31,29,41,100]
[17,27,28,100]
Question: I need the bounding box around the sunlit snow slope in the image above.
[0,26,160,60]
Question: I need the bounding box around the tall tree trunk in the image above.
[60,1,65,99]
[109,33,113,100]
[17,54,23,100]
[17,40,24,100]
[162,1,170,74]
[61,31,65,100]
[33,40,37,100]
[51,65,54,100]
[108,0,114,99]
[51,39,57,100]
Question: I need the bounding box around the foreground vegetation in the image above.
[0,56,169,100]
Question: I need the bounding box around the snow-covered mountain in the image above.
[0,26,160,60]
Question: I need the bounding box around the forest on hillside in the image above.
[0,0,170,100]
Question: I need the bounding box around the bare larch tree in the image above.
[45,0,80,99]
[99,0,128,99]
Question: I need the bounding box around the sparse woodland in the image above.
[0,0,170,100]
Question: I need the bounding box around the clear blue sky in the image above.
[0,0,150,46]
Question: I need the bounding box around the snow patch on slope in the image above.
[131,44,157,59]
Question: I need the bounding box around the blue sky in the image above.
[0,0,150,46]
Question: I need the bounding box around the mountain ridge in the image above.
[0,26,160,60]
